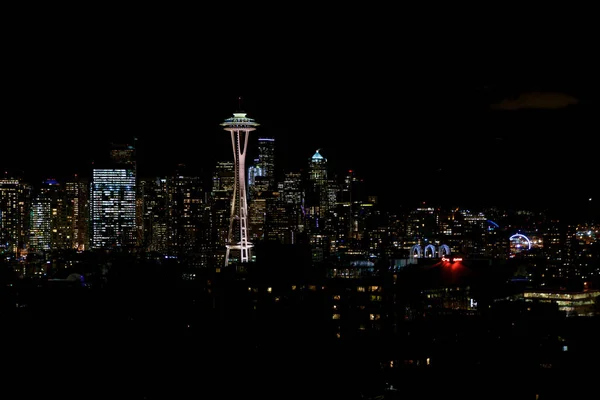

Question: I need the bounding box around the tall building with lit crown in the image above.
[220,111,259,266]
[306,149,329,230]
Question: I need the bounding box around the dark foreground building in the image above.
[2,251,599,399]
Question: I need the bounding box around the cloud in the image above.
[491,91,579,110]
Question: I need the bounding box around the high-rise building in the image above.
[257,137,275,189]
[220,112,259,266]
[166,165,205,266]
[90,168,137,249]
[64,175,89,251]
[29,179,61,252]
[263,192,289,243]
[139,177,168,253]
[248,162,264,189]
[90,144,137,250]
[248,192,267,242]
[306,149,329,230]
[29,193,51,252]
[109,141,142,246]
[208,161,236,267]
[280,172,303,207]
[279,171,305,235]
[0,176,31,257]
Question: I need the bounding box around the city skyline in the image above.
[3,24,593,216]
[4,11,598,400]
[2,90,594,219]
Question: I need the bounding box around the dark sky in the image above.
[2,12,595,215]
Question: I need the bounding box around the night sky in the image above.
[2,14,594,216]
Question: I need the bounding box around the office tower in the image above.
[308,149,327,185]
[248,137,277,243]
[248,162,264,189]
[263,192,289,243]
[64,176,89,251]
[340,169,366,205]
[280,172,303,207]
[304,150,331,261]
[90,169,136,249]
[256,137,275,189]
[90,144,137,250]
[139,177,168,253]
[564,223,599,280]
[110,141,142,246]
[461,210,492,258]
[207,161,236,267]
[280,171,305,235]
[29,185,51,252]
[248,191,267,242]
[306,149,329,230]
[0,175,31,257]
[220,112,259,266]
[213,161,235,193]
[29,179,61,252]
[166,165,205,266]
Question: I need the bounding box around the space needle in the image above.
[220,107,259,267]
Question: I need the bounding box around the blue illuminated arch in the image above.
[424,244,436,258]
[509,233,531,250]
[411,244,422,258]
[438,244,451,258]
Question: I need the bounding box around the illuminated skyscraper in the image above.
[139,177,168,253]
[220,112,259,266]
[90,168,136,249]
[90,143,137,249]
[166,164,205,266]
[0,176,31,256]
[257,137,275,189]
[29,191,51,252]
[64,176,89,251]
[306,149,329,229]
[29,179,61,252]
[208,161,235,267]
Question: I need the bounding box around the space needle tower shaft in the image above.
[220,111,259,266]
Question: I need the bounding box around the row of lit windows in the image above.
[332,313,380,320]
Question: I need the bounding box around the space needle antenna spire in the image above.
[220,107,259,267]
